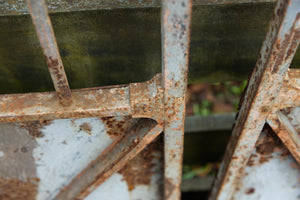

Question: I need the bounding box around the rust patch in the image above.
[46,56,59,69]
[290,161,300,170]
[118,137,162,190]
[247,154,257,166]
[101,116,137,139]
[249,126,290,165]
[79,122,92,135]
[259,155,274,164]
[260,106,270,113]
[0,177,39,200]
[256,126,282,156]
[18,120,52,138]
[245,187,255,195]
[281,107,293,115]
[165,177,176,199]
[45,55,72,106]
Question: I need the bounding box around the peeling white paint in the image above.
[0,151,4,157]
[233,149,300,200]
[33,117,115,200]
[85,151,163,200]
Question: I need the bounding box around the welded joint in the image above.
[272,69,300,111]
[267,111,300,164]
[129,73,164,123]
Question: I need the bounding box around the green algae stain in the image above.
[0,3,299,94]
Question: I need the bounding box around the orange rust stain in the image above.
[79,122,92,135]
[118,137,162,191]
[260,106,270,113]
[164,177,176,199]
[0,177,39,200]
[101,116,136,139]
[245,187,255,195]
[18,120,52,138]
[290,161,300,170]
[249,126,290,165]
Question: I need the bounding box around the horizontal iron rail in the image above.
[0,74,163,123]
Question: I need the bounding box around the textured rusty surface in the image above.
[0,85,130,122]
[0,75,163,123]
[247,126,288,166]
[130,74,164,122]
[18,120,52,138]
[209,0,300,199]
[1,0,276,16]
[0,123,39,199]
[272,69,300,110]
[54,118,163,200]
[101,116,139,139]
[161,0,192,199]
[232,128,300,199]
[267,108,300,164]
[266,69,300,163]
[0,177,39,200]
[118,137,163,191]
[26,0,72,106]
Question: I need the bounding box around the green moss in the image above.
[1,3,299,94]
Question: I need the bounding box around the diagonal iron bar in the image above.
[54,118,163,200]
[268,111,300,164]
[161,0,192,199]
[209,0,300,199]
[26,0,72,106]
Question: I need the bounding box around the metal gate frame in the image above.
[1,0,192,199]
[209,0,300,199]
[2,0,300,199]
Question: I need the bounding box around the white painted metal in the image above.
[232,131,300,200]
[33,117,115,200]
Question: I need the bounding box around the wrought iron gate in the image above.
[0,0,300,200]
[1,0,191,199]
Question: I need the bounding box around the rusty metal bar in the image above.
[161,0,192,199]
[272,69,300,110]
[209,0,300,199]
[267,111,300,164]
[26,0,72,106]
[54,118,163,200]
[0,74,163,123]
[266,68,300,164]
[1,0,276,16]
[0,85,130,122]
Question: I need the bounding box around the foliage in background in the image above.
[183,80,247,180]
[186,80,248,116]
[182,163,220,180]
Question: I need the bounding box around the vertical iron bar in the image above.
[26,0,72,106]
[161,0,192,199]
[209,0,300,199]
